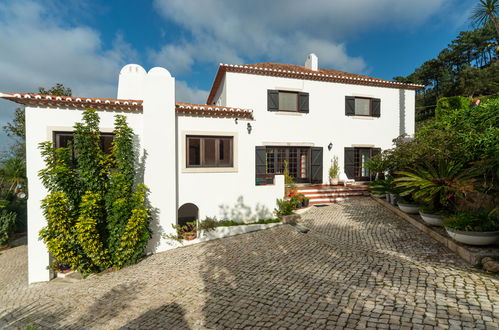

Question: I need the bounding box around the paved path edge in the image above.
[371,195,485,266]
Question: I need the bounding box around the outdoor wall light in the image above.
[234,118,238,124]
[328,142,333,151]
[247,123,252,134]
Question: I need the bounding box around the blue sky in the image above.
[0,0,476,154]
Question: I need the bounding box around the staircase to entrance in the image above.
[296,184,370,205]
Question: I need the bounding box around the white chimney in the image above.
[117,64,147,100]
[305,53,318,71]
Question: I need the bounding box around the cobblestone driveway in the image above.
[1,198,498,329]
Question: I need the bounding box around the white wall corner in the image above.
[305,53,318,71]
[117,64,147,100]
[142,66,177,253]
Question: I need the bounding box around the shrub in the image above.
[275,198,295,217]
[329,156,340,179]
[443,209,499,232]
[0,210,16,246]
[394,161,476,212]
[435,96,471,119]
[39,109,151,274]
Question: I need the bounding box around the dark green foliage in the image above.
[396,24,498,115]
[73,110,108,194]
[0,210,16,246]
[39,109,151,274]
[274,198,295,217]
[435,96,472,119]
[394,161,476,211]
[443,208,499,232]
[105,115,136,263]
[38,83,72,97]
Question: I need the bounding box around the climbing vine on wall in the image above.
[39,109,150,275]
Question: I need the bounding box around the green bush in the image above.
[443,209,498,232]
[435,96,471,120]
[0,210,16,246]
[274,198,295,217]
[39,109,151,275]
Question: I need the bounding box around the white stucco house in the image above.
[1,54,422,283]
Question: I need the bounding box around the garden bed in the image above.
[372,195,499,266]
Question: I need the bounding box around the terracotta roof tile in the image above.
[0,92,253,119]
[206,62,423,104]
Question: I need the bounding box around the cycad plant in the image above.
[394,161,476,212]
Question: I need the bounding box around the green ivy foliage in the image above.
[39,109,151,275]
[0,209,16,246]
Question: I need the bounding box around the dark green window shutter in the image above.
[255,146,267,185]
[344,148,355,179]
[372,98,381,117]
[298,92,309,113]
[267,90,279,111]
[310,147,323,184]
[345,96,355,116]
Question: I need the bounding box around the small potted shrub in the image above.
[329,156,340,185]
[172,221,198,240]
[443,209,499,246]
[394,161,476,224]
[302,196,310,207]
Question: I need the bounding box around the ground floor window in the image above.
[186,135,233,168]
[53,131,114,154]
[256,146,323,185]
[344,147,381,181]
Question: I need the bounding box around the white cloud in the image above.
[175,81,209,104]
[151,0,448,74]
[0,0,134,98]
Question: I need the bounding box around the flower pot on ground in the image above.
[397,200,419,214]
[419,206,445,226]
[389,194,398,206]
[443,209,499,246]
[419,211,444,226]
[182,232,197,240]
[445,228,499,246]
[329,177,339,186]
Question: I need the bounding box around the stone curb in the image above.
[371,196,492,266]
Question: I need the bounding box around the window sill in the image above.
[349,116,376,120]
[273,111,304,116]
[182,167,238,173]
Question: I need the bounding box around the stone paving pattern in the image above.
[0,198,498,329]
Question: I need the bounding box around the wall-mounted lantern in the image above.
[234,118,238,124]
[247,123,252,134]
[328,142,333,151]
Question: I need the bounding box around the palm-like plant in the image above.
[470,0,499,39]
[0,157,26,194]
[393,161,475,212]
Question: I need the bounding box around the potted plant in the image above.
[290,194,303,208]
[394,161,475,225]
[329,156,340,186]
[443,209,499,246]
[365,153,386,181]
[302,196,310,207]
[396,197,420,214]
[419,205,446,226]
[172,221,198,240]
[283,160,297,197]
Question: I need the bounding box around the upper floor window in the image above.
[345,96,380,117]
[53,131,114,154]
[268,90,309,113]
[187,135,233,168]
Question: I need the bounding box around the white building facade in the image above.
[1,54,421,283]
